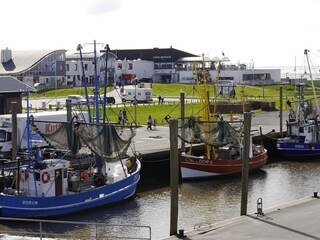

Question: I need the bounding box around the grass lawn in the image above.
[30,82,320,126]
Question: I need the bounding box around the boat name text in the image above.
[22,200,39,205]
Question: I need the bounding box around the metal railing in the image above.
[0,217,151,240]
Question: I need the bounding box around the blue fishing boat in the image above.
[276,49,320,158]
[0,41,141,218]
[0,110,141,218]
[276,115,320,157]
[0,155,140,218]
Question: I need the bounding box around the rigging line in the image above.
[165,85,202,119]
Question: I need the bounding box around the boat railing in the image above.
[0,217,152,240]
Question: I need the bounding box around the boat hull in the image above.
[0,162,141,218]
[180,150,268,179]
[277,142,320,157]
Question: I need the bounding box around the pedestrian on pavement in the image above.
[158,95,161,105]
[147,115,153,130]
[117,110,123,124]
[123,109,127,124]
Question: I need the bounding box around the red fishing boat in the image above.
[179,54,268,179]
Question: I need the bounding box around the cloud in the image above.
[87,0,122,15]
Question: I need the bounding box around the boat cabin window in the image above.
[299,127,304,133]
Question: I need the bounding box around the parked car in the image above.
[34,83,46,92]
[106,96,116,104]
[66,95,86,105]
[88,95,116,104]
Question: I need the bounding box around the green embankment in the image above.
[29,83,320,126]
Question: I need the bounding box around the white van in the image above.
[66,95,86,105]
[122,86,153,103]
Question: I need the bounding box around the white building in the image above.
[176,56,281,85]
[65,51,117,87]
[65,47,281,87]
[114,59,154,84]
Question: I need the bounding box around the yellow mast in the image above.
[201,54,212,159]
[187,62,199,155]
[213,59,221,119]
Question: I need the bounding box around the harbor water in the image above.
[2,158,320,239]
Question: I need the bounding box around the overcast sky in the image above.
[2,0,320,67]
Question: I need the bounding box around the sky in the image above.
[2,0,320,67]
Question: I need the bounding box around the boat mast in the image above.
[102,44,110,124]
[77,44,92,123]
[201,54,212,159]
[93,40,100,126]
[213,58,221,118]
[304,49,319,116]
[201,54,210,122]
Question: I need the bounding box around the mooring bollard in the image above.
[257,197,264,216]
[178,229,185,238]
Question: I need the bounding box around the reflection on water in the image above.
[2,159,320,239]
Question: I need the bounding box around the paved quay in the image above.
[130,110,287,156]
[163,196,320,240]
[131,110,320,240]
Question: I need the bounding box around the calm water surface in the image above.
[3,159,320,239]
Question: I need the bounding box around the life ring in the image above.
[41,172,50,184]
[20,170,28,181]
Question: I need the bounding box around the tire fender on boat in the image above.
[41,172,50,184]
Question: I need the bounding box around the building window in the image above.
[85,64,88,71]
[74,64,78,71]
[118,63,122,70]
[128,63,133,70]
[154,63,160,69]
[66,64,69,71]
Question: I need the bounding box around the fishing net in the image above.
[75,123,136,162]
[32,118,135,162]
[178,116,241,147]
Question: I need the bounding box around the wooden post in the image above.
[169,118,179,236]
[240,112,251,215]
[11,102,18,160]
[12,102,18,190]
[279,86,283,137]
[180,92,185,152]
[66,99,72,122]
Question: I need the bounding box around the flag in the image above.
[51,61,56,70]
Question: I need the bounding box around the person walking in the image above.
[122,109,128,124]
[147,115,153,130]
[158,95,161,105]
[117,110,123,124]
